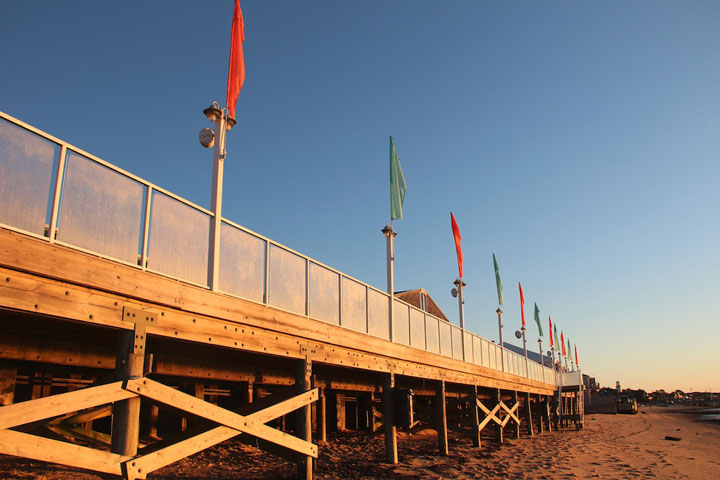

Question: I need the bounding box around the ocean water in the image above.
[699,408,720,422]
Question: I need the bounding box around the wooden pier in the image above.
[0,110,584,479]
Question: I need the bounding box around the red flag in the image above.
[548,316,553,348]
[226,0,245,119]
[575,345,579,367]
[450,212,463,278]
[561,331,566,356]
[518,282,525,327]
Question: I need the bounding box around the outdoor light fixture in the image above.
[203,103,222,122]
[514,330,522,339]
[225,116,237,131]
[198,127,215,149]
[450,287,458,298]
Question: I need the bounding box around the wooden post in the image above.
[110,329,145,456]
[525,392,534,436]
[545,396,552,432]
[317,388,327,442]
[435,380,448,456]
[536,395,544,434]
[495,389,503,444]
[382,373,398,463]
[512,391,520,439]
[0,368,17,406]
[469,385,481,448]
[295,359,313,480]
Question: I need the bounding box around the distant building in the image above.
[394,289,449,322]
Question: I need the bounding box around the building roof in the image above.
[394,288,449,322]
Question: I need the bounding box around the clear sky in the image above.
[1,1,718,392]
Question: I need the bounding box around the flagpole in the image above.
[538,338,543,366]
[496,307,504,372]
[521,325,528,376]
[204,104,229,291]
[454,278,466,361]
[382,223,396,341]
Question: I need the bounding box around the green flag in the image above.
[534,303,543,336]
[492,253,504,305]
[389,136,406,221]
[554,324,559,349]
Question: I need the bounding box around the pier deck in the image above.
[0,110,580,479]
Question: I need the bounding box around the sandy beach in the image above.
[1,405,718,479]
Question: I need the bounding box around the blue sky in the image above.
[2,0,719,392]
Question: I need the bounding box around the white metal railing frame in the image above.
[0,110,558,386]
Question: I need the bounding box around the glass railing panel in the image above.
[392,299,410,345]
[425,314,440,354]
[463,331,473,363]
[308,262,340,325]
[0,118,58,235]
[409,307,425,349]
[367,288,389,339]
[472,334,482,366]
[438,321,451,357]
[147,191,210,285]
[451,325,463,360]
[268,244,307,315]
[57,152,145,264]
[220,223,266,303]
[341,277,367,333]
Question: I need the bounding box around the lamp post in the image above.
[452,278,466,361]
[382,224,396,341]
[496,307,504,372]
[201,102,236,291]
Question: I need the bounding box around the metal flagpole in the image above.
[454,278,466,361]
[496,308,504,372]
[521,325,528,376]
[538,338,543,367]
[205,103,229,291]
[382,223,396,341]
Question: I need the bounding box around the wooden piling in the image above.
[382,373,398,463]
[436,380,448,456]
[495,389,504,444]
[525,392,534,436]
[110,329,145,456]
[469,385,481,448]
[295,359,313,480]
[317,388,327,442]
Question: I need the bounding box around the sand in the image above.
[1,405,718,479]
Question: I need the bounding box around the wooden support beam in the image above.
[536,395,544,434]
[0,429,130,476]
[494,389,503,444]
[382,373,397,464]
[469,385,481,448]
[317,388,327,442]
[295,358,313,480]
[511,392,520,439]
[111,322,147,457]
[525,392,534,436]
[435,380,448,456]
[0,368,17,406]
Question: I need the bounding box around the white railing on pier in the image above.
[0,111,557,386]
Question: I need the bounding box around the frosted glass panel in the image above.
[148,191,210,285]
[367,289,389,339]
[268,245,306,315]
[486,342,496,370]
[309,263,339,325]
[438,322,451,357]
[472,335,483,366]
[0,118,57,235]
[451,326,463,360]
[425,315,440,354]
[341,277,366,333]
[392,300,410,346]
[57,153,145,264]
[219,223,266,303]
[409,308,425,349]
[464,332,473,363]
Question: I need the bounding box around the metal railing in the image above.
[0,111,557,386]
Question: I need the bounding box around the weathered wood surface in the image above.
[0,229,555,396]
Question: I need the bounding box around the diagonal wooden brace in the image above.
[499,401,520,427]
[122,378,318,480]
[476,401,502,432]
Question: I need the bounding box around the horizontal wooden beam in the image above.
[0,429,129,475]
